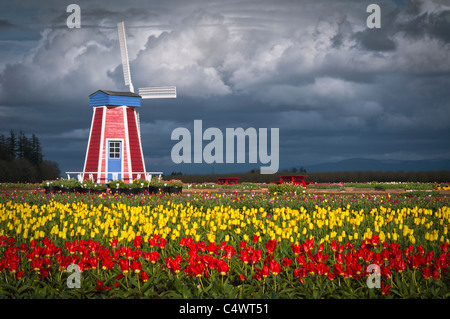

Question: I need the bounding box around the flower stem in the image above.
[137,272,141,292]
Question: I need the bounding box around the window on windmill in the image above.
[109,142,121,158]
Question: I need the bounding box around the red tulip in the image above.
[262,265,270,278]
[8,261,19,274]
[316,262,329,276]
[186,263,205,277]
[206,242,219,255]
[282,257,292,267]
[265,239,277,254]
[252,235,259,243]
[317,242,324,253]
[239,250,249,264]
[270,259,281,276]
[315,251,329,263]
[180,236,192,247]
[371,234,380,247]
[15,271,25,280]
[405,245,414,256]
[334,264,345,277]
[95,279,111,290]
[224,245,236,259]
[330,240,338,252]
[396,259,406,273]
[296,255,305,266]
[252,269,262,281]
[381,282,391,295]
[335,253,344,264]
[421,266,431,279]
[133,235,142,248]
[140,270,149,282]
[306,262,316,275]
[303,238,314,252]
[157,237,167,249]
[381,265,392,279]
[350,261,362,276]
[149,251,159,264]
[432,269,440,281]
[435,253,447,272]
[148,236,158,248]
[425,251,434,265]
[327,272,335,281]
[252,264,267,281]
[131,260,142,274]
[101,258,115,271]
[416,245,425,256]
[166,255,182,274]
[216,260,229,276]
[196,241,206,252]
[381,249,390,261]
[31,258,44,273]
[239,274,245,281]
[291,243,303,256]
[407,254,423,270]
[118,259,129,274]
[364,250,374,263]
[255,248,263,263]
[90,256,98,269]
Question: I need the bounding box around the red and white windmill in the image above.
[81,21,176,183]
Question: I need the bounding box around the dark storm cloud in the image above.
[0,0,449,174]
[399,9,450,43]
[354,28,397,51]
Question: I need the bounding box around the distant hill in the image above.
[302,158,450,173]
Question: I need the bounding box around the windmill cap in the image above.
[89,90,141,97]
[89,89,142,107]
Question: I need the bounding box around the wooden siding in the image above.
[83,107,103,181]
[126,107,145,176]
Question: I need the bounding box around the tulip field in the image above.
[0,184,449,299]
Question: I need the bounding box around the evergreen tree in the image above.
[0,130,60,182]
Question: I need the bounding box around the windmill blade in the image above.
[138,86,177,99]
[117,21,134,93]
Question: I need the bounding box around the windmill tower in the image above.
[82,21,176,183]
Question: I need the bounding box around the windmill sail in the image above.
[117,21,176,99]
[138,86,177,99]
[117,21,134,93]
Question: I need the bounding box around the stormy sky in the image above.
[1,0,449,175]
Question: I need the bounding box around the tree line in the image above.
[0,130,60,183]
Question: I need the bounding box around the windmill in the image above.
[78,21,176,183]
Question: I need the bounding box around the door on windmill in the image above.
[108,140,122,181]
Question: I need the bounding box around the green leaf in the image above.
[159,290,182,298]
[123,288,140,298]
[181,284,191,298]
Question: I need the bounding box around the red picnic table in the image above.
[274,175,310,187]
[217,177,240,185]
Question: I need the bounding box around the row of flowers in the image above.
[40,178,183,195]
[0,233,448,298]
